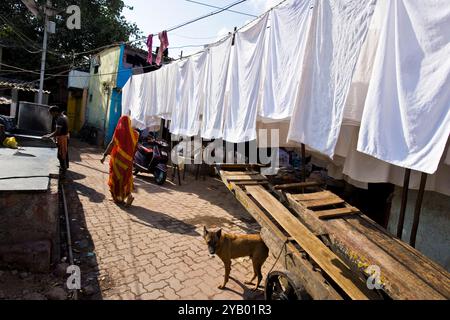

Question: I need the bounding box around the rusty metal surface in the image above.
[17,102,53,134]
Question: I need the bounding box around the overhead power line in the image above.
[73,0,250,57]
[185,0,257,18]
[3,0,290,82]
[0,13,62,57]
[166,0,248,32]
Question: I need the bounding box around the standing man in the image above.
[43,106,70,176]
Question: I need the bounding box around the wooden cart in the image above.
[217,165,450,300]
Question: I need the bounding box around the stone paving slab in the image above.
[65,141,275,300]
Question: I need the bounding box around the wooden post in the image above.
[231,26,237,45]
[396,168,411,239]
[301,143,306,183]
[409,172,428,248]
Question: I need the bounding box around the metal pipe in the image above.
[396,168,411,239]
[409,172,428,248]
[38,1,50,105]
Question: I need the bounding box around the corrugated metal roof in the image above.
[0,96,12,104]
[0,78,51,94]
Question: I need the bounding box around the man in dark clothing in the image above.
[43,106,70,175]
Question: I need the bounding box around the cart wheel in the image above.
[265,271,310,300]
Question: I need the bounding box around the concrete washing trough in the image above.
[0,136,61,272]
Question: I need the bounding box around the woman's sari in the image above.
[109,116,139,203]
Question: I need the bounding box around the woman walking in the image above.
[101,115,139,206]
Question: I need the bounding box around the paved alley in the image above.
[64,140,274,300]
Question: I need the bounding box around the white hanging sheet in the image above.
[161,62,179,120]
[287,0,376,157]
[201,37,232,140]
[121,77,133,118]
[258,0,313,122]
[154,65,167,118]
[142,71,159,129]
[121,72,159,130]
[121,73,146,130]
[151,63,178,120]
[328,126,450,196]
[223,14,269,143]
[357,0,450,175]
[342,0,386,126]
[170,52,208,137]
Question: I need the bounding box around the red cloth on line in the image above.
[146,34,153,64]
[156,30,169,66]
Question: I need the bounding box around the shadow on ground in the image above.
[64,171,103,300]
[124,205,200,237]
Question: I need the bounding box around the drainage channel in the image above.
[60,182,78,300]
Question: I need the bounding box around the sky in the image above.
[122,0,282,58]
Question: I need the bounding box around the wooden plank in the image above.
[291,191,338,201]
[216,164,253,169]
[274,182,320,190]
[221,171,259,176]
[246,185,378,300]
[226,175,267,182]
[316,207,360,220]
[358,212,450,284]
[231,183,343,300]
[286,193,447,300]
[344,214,450,298]
[305,198,345,209]
[233,181,269,186]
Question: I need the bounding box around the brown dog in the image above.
[203,226,269,291]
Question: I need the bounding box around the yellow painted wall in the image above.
[67,91,77,131]
[67,89,88,133]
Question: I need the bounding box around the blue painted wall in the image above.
[106,44,134,144]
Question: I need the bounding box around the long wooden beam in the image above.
[246,185,378,300]
[231,183,343,300]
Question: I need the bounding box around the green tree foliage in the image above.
[0,0,142,81]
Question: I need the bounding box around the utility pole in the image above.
[38,0,51,105]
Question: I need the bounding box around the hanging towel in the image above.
[258,0,313,122]
[287,0,376,157]
[223,13,269,143]
[357,0,450,175]
[156,30,169,66]
[146,34,153,65]
[201,37,233,140]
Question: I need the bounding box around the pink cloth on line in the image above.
[156,30,169,66]
[146,34,153,64]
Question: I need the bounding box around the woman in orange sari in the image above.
[101,115,139,206]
